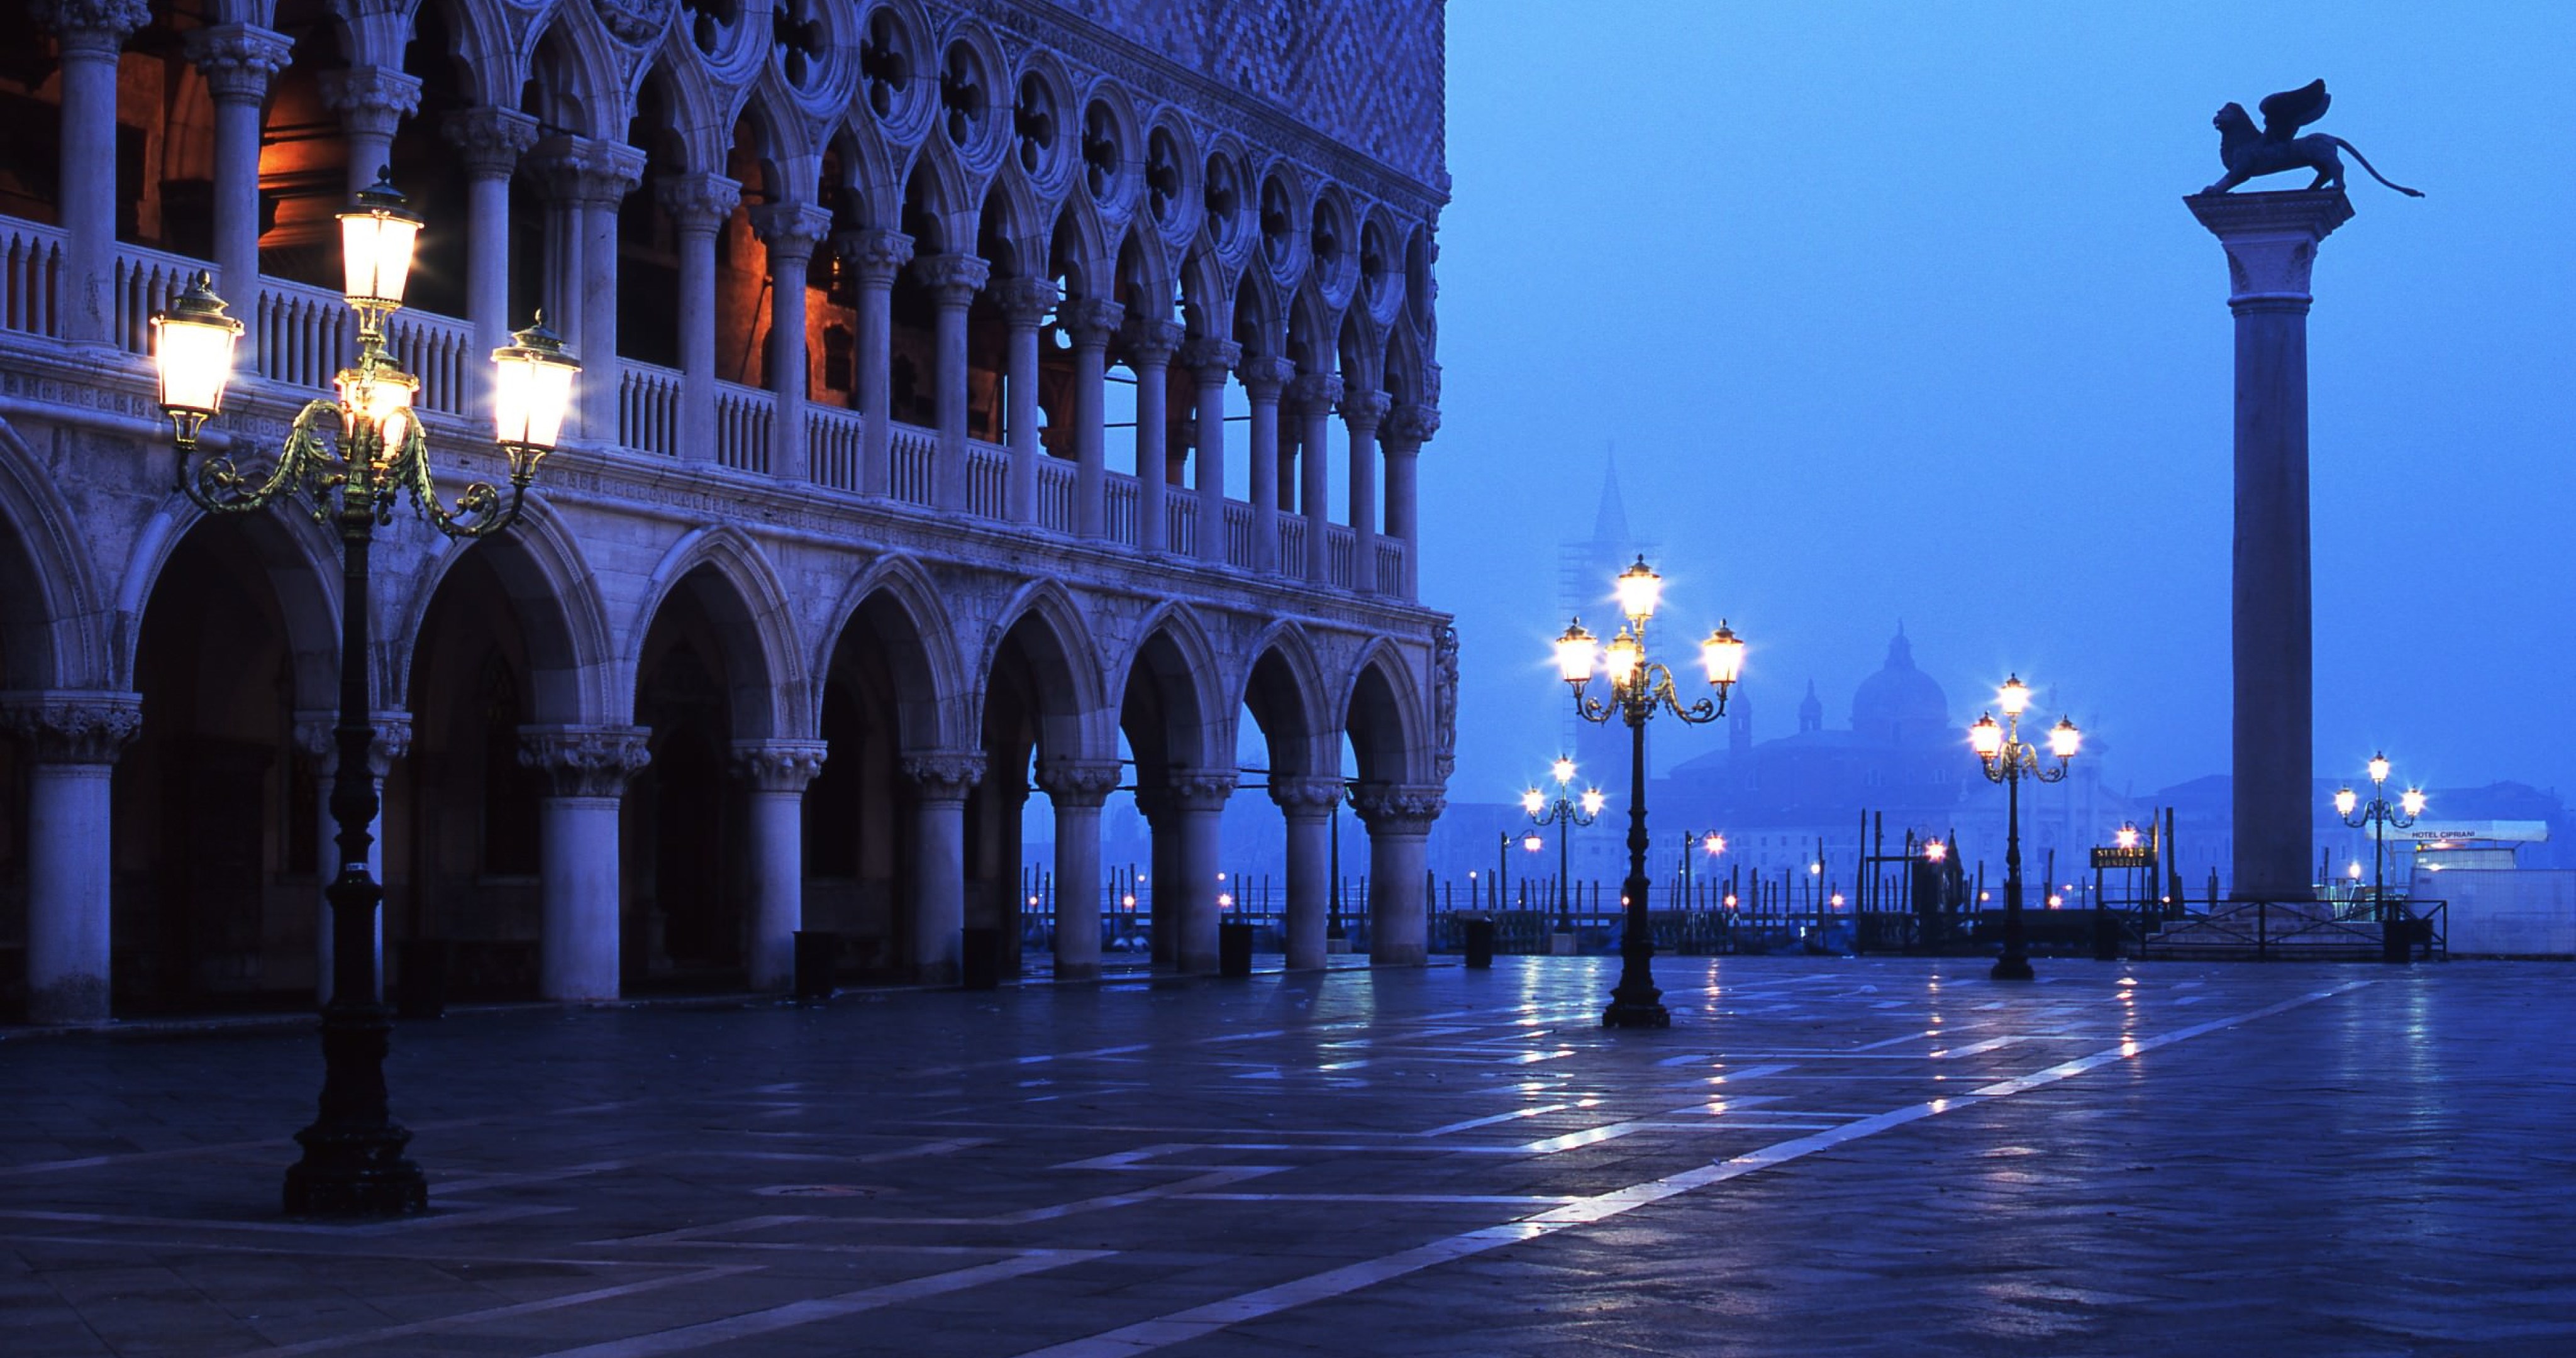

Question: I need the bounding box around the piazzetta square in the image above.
[0,0,2567,1354]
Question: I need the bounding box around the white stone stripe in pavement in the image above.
[1007,980,2372,1358]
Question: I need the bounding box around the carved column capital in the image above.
[1267,775,1346,819]
[0,690,142,765]
[528,135,647,207]
[318,66,425,142]
[747,201,836,264]
[1033,759,1123,809]
[37,0,148,57]
[833,228,914,285]
[1057,295,1124,347]
[1177,337,1243,384]
[1235,353,1296,402]
[1339,389,1392,431]
[519,724,653,798]
[1165,770,1238,813]
[1383,401,1441,448]
[731,739,829,793]
[1121,317,1187,369]
[1284,372,1343,414]
[443,107,543,180]
[902,751,987,802]
[185,23,294,104]
[988,277,1062,328]
[1350,783,1445,836]
[2185,189,2352,307]
[655,172,741,234]
[912,253,990,304]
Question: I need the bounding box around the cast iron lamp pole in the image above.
[1678,831,1724,908]
[150,173,580,1217]
[1555,556,1745,1029]
[1968,675,2081,983]
[2334,753,2424,922]
[1521,756,1603,928]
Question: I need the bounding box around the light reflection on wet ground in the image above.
[4,957,2569,1355]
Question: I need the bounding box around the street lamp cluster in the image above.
[1521,756,1604,927]
[1553,556,1745,1028]
[151,172,579,1217]
[2336,753,2426,919]
[1968,675,2082,981]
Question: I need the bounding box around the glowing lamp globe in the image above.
[1521,788,1545,815]
[1703,833,1724,857]
[491,315,582,455]
[1604,627,1643,688]
[336,174,423,314]
[1998,675,2033,719]
[1554,620,1598,684]
[1550,756,1577,787]
[1700,621,1745,688]
[1523,834,1543,854]
[2334,786,2358,817]
[1614,555,1663,623]
[2367,753,2392,786]
[1580,787,1606,817]
[2401,788,2427,818]
[151,273,244,443]
[1968,713,2004,759]
[2048,717,2082,761]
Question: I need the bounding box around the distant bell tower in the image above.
[1729,680,1753,758]
[1560,450,1656,788]
[1799,680,1823,735]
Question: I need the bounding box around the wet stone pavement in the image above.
[3,957,2572,1357]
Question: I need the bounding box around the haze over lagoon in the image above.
[1424,1,2573,803]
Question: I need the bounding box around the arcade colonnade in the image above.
[0,0,1455,1023]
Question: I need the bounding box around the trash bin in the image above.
[1219,922,1255,976]
[2382,916,2413,966]
[1463,916,1496,969]
[792,929,837,1002]
[961,926,1003,990]
[394,938,448,1020]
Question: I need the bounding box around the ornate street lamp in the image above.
[1555,555,1744,1027]
[1521,755,1604,929]
[1967,674,2080,981]
[2334,752,2425,939]
[151,173,578,1217]
[1678,831,1724,907]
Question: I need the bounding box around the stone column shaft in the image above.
[839,229,913,496]
[531,138,643,443]
[1343,392,1389,593]
[1289,373,1342,585]
[904,753,984,983]
[3,692,142,1023]
[1124,319,1183,551]
[1062,297,1123,538]
[1272,777,1341,971]
[914,254,989,512]
[750,202,832,482]
[187,25,292,302]
[1036,761,1119,981]
[1383,403,1438,603]
[1168,773,1235,974]
[1240,355,1292,575]
[1137,789,1179,966]
[658,174,739,463]
[2187,189,2351,903]
[1353,785,1444,966]
[444,109,541,356]
[989,279,1057,523]
[521,726,651,1001]
[318,66,423,198]
[45,0,145,345]
[733,741,828,991]
[1180,338,1241,565]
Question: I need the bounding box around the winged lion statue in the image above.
[2202,80,2423,197]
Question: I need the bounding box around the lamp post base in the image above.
[1990,954,2035,982]
[1602,985,1670,1029]
[282,1006,428,1217]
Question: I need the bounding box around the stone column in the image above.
[41,0,147,345]
[1035,759,1119,981]
[1134,785,1177,965]
[1342,391,1389,594]
[1238,354,1293,575]
[1,692,141,1023]
[837,228,912,497]
[296,712,410,1006]
[1123,318,1184,551]
[1382,402,1438,603]
[1289,372,1342,586]
[1179,338,1241,566]
[1060,297,1124,539]
[1167,771,1235,974]
[2187,189,2351,903]
[730,740,828,992]
[656,173,740,463]
[1352,785,1443,966]
[902,752,983,984]
[913,253,989,512]
[989,278,1060,524]
[443,109,541,354]
[318,66,423,199]
[1270,776,1341,971]
[530,138,644,442]
[749,202,833,482]
[186,23,293,302]
[519,726,651,1001]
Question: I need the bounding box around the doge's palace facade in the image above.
[0,0,1450,1022]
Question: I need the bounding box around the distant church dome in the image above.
[1851,626,1949,746]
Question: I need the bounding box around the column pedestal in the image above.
[520,726,651,1002]
[2186,189,2351,903]
[904,753,984,984]
[2,692,142,1024]
[1353,785,1445,966]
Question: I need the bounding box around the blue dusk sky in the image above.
[1421,1,2574,805]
